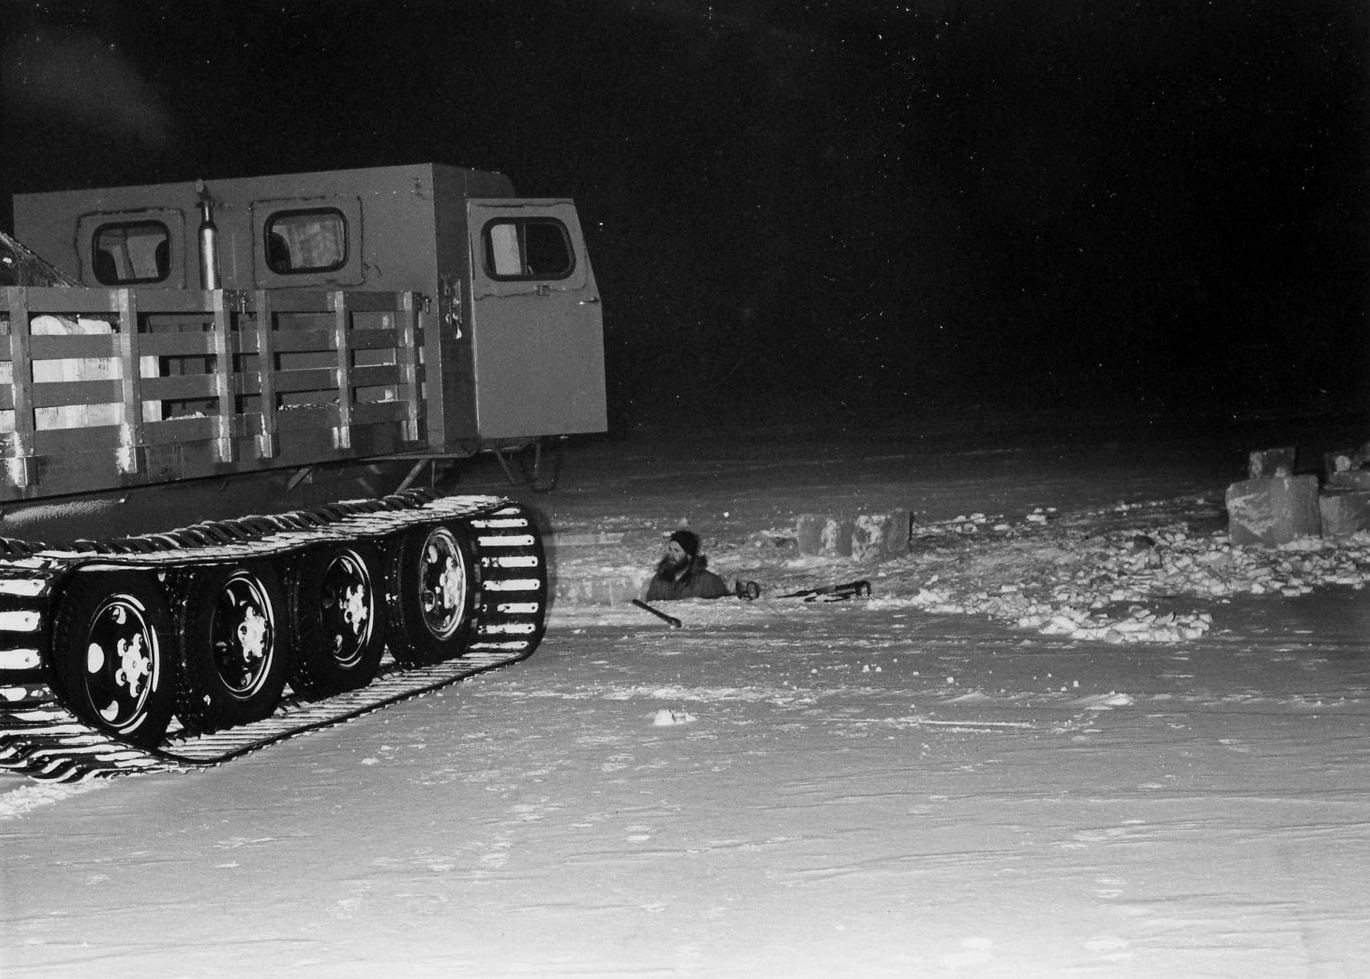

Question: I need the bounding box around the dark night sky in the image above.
[2,0,1367,425]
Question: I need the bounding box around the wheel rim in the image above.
[210,570,277,698]
[318,550,376,669]
[417,527,469,641]
[80,593,162,734]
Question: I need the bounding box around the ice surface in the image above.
[3,407,1369,977]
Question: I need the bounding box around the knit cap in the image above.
[669,529,700,558]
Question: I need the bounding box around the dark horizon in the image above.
[2,0,1366,425]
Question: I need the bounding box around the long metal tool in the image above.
[779,579,873,601]
[632,598,682,628]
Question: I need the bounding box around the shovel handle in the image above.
[780,579,872,600]
[632,598,682,628]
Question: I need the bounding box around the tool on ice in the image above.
[734,580,761,601]
[779,579,873,602]
[632,599,682,629]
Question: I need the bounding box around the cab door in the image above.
[466,200,606,440]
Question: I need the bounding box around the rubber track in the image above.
[0,493,547,782]
[0,649,532,781]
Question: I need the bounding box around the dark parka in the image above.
[643,555,732,601]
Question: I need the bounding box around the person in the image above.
[639,529,735,602]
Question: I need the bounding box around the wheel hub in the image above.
[419,531,467,640]
[84,597,158,725]
[213,573,275,696]
[321,553,374,667]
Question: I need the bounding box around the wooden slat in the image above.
[0,286,119,316]
[166,321,401,354]
[254,290,278,459]
[256,290,332,314]
[140,374,222,401]
[137,333,219,357]
[398,293,422,442]
[29,379,122,408]
[346,327,403,351]
[133,287,219,315]
[0,287,247,318]
[139,410,249,446]
[274,404,339,430]
[30,424,123,453]
[333,291,354,451]
[134,287,251,316]
[349,364,402,388]
[3,288,36,488]
[24,335,120,359]
[350,401,411,426]
[271,368,340,394]
[115,289,143,474]
[211,290,234,462]
[266,329,337,354]
[145,415,217,443]
[336,291,412,313]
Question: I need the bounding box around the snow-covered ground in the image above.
[3,406,1369,977]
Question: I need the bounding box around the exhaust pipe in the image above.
[196,179,220,290]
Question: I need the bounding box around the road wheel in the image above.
[289,543,386,696]
[50,570,176,748]
[176,561,289,733]
[385,522,477,666]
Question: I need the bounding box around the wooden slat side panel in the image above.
[0,287,427,500]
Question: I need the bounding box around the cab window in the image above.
[92,221,171,284]
[484,219,575,280]
[264,208,348,274]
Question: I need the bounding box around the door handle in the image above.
[578,296,600,305]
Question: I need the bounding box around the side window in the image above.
[264,208,348,274]
[92,221,171,285]
[483,218,575,280]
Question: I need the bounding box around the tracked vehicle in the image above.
[0,164,605,780]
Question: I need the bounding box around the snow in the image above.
[3,408,1370,977]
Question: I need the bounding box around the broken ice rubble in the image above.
[890,509,1370,644]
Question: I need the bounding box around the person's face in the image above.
[659,540,689,574]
